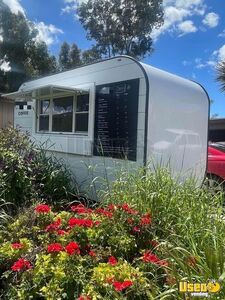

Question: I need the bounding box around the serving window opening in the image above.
[36,86,90,135]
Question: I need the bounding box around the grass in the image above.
[101,167,225,299]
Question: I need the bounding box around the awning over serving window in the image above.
[2,84,89,100]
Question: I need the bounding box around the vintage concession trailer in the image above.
[3,56,209,195]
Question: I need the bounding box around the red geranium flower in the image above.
[89,250,96,257]
[35,204,51,213]
[140,213,151,226]
[71,204,92,214]
[113,280,133,291]
[106,276,115,284]
[47,243,64,253]
[119,204,138,215]
[65,242,80,255]
[78,296,91,300]
[45,218,62,232]
[186,256,197,267]
[11,258,32,272]
[108,256,118,266]
[132,226,141,233]
[68,217,94,228]
[94,221,101,226]
[143,251,168,267]
[11,242,24,250]
[127,218,134,224]
[95,208,113,218]
[150,240,159,248]
[57,229,67,236]
[107,204,116,211]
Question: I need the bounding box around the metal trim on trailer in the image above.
[191,80,210,183]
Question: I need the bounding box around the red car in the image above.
[207,143,225,190]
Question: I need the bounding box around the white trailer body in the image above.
[4,56,209,196]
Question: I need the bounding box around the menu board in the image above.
[94,79,139,161]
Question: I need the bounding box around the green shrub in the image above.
[0,127,78,211]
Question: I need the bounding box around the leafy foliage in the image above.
[78,0,164,59]
[82,46,102,65]
[216,61,225,92]
[59,42,82,71]
[0,0,57,92]
[0,127,78,211]
[0,167,225,298]
[70,43,82,67]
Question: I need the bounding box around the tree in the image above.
[59,42,71,71]
[0,0,57,92]
[216,61,225,92]
[70,43,82,67]
[77,0,164,60]
[25,40,58,77]
[82,46,102,64]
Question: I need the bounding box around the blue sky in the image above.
[3,0,225,117]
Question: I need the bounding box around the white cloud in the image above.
[34,22,64,46]
[194,45,225,70]
[62,0,87,14]
[195,60,215,69]
[202,12,219,28]
[151,0,206,40]
[0,59,11,73]
[182,60,192,66]
[2,0,25,15]
[178,20,197,35]
[213,45,225,62]
[218,30,225,38]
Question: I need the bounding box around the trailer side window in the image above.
[39,100,50,131]
[37,91,89,135]
[52,96,73,132]
[75,93,89,132]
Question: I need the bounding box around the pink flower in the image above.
[47,243,64,253]
[11,242,24,250]
[11,258,32,272]
[35,204,51,213]
[108,256,118,266]
[65,242,80,255]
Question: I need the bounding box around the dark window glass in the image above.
[27,105,32,110]
[52,113,73,132]
[75,113,88,132]
[40,100,50,114]
[76,94,89,112]
[52,96,73,132]
[39,115,49,131]
[19,105,23,110]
